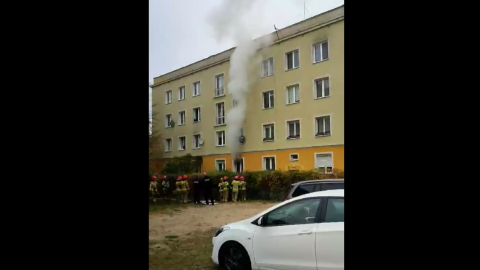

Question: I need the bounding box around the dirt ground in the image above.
[149,201,276,242]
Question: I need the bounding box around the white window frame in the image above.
[214,101,226,126]
[285,83,300,105]
[262,57,274,77]
[192,81,201,97]
[313,76,331,99]
[285,49,300,70]
[178,110,186,126]
[262,90,275,109]
[165,114,172,128]
[178,135,186,151]
[215,158,226,171]
[215,129,226,147]
[314,152,334,174]
[314,114,332,137]
[178,86,186,101]
[192,107,201,123]
[192,133,202,149]
[289,153,299,162]
[164,138,172,152]
[312,40,329,63]
[214,73,225,97]
[232,157,245,173]
[165,90,172,104]
[262,122,275,142]
[262,155,277,171]
[286,118,301,140]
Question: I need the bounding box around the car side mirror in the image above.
[257,216,266,226]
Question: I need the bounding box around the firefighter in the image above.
[192,175,201,204]
[203,172,214,205]
[161,175,169,199]
[240,176,247,201]
[218,178,224,202]
[175,176,182,201]
[150,175,158,201]
[222,176,229,202]
[181,175,189,203]
[232,175,240,202]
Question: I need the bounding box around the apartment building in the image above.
[151,5,344,173]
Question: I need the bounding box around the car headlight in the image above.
[214,226,230,237]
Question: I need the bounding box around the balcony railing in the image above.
[215,116,225,125]
[214,87,225,97]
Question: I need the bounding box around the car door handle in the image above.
[298,230,312,235]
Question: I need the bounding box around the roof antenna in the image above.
[274,25,280,40]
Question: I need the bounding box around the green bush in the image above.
[157,169,343,201]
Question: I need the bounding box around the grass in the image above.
[149,228,218,270]
[149,199,189,213]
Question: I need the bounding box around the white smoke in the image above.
[207,0,273,161]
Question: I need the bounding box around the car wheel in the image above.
[220,242,251,270]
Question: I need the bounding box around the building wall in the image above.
[152,7,344,172]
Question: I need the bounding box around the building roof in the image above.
[152,5,344,87]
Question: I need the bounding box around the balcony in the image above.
[215,116,225,126]
[214,87,225,98]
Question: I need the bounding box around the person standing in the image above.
[218,178,224,202]
[222,176,229,202]
[150,175,158,201]
[240,176,247,201]
[203,172,214,205]
[181,175,189,203]
[161,175,169,199]
[192,175,201,204]
[175,176,182,202]
[232,175,240,202]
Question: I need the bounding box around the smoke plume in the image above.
[207,0,273,162]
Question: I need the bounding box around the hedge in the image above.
[150,170,344,201]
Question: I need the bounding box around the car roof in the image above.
[292,179,344,186]
[296,189,344,199]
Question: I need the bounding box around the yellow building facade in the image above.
[152,6,344,173]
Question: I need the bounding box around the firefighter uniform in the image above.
[175,176,182,201]
[150,176,158,199]
[180,175,189,203]
[232,176,240,202]
[240,176,247,201]
[222,177,229,202]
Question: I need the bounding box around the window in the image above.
[265,198,321,226]
[164,138,172,152]
[216,130,225,146]
[215,102,225,125]
[165,114,172,128]
[178,111,185,125]
[313,41,329,63]
[292,184,316,197]
[233,158,244,173]
[286,85,299,104]
[315,153,333,173]
[193,81,201,96]
[193,134,202,149]
[262,57,274,77]
[263,156,276,171]
[287,120,300,139]
[193,107,201,123]
[317,183,344,191]
[215,74,224,97]
[262,90,274,109]
[165,90,172,104]
[290,154,299,161]
[325,198,344,223]
[315,116,331,136]
[178,86,185,100]
[263,124,274,141]
[178,136,186,150]
[215,159,226,171]
[314,77,330,98]
[286,50,299,70]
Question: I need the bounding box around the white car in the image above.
[212,189,344,270]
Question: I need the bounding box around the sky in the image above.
[149,0,344,83]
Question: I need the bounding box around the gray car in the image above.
[286,179,344,200]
